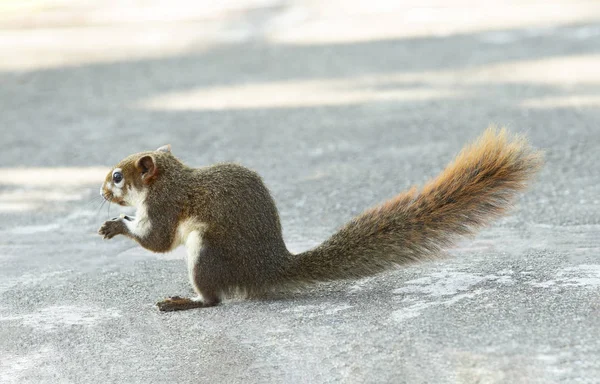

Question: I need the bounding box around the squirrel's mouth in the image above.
[101,191,126,206]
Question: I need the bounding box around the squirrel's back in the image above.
[186,163,292,296]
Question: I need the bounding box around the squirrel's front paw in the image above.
[98,218,125,239]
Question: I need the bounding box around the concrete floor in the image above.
[1,1,599,383]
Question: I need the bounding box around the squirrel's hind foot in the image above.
[156,296,217,312]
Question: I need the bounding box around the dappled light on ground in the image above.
[2,0,600,72]
[135,78,467,111]
[267,0,600,44]
[465,55,600,85]
[134,54,600,111]
[521,95,600,109]
[0,25,212,71]
[0,167,107,212]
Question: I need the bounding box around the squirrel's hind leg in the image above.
[156,233,222,312]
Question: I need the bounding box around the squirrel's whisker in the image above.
[96,199,106,216]
[85,195,103,207]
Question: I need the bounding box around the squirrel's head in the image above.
[100,144,173,207]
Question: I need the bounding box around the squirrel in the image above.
[98,127,543,312]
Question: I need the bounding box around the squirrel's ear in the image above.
[135,155,158,184]
[156,144,171,153]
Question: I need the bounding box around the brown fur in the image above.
[98,127,543,310]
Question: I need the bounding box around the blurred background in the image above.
[1,1,600,383]
[2,0,599,229]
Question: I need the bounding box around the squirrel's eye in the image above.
[112,171,123,184]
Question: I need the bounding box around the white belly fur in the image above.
[176,219,208,297]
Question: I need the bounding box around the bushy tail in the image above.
[284,127,544,284]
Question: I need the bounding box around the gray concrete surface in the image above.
[1,1,600,383]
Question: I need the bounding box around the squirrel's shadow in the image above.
[245,275,406,305]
